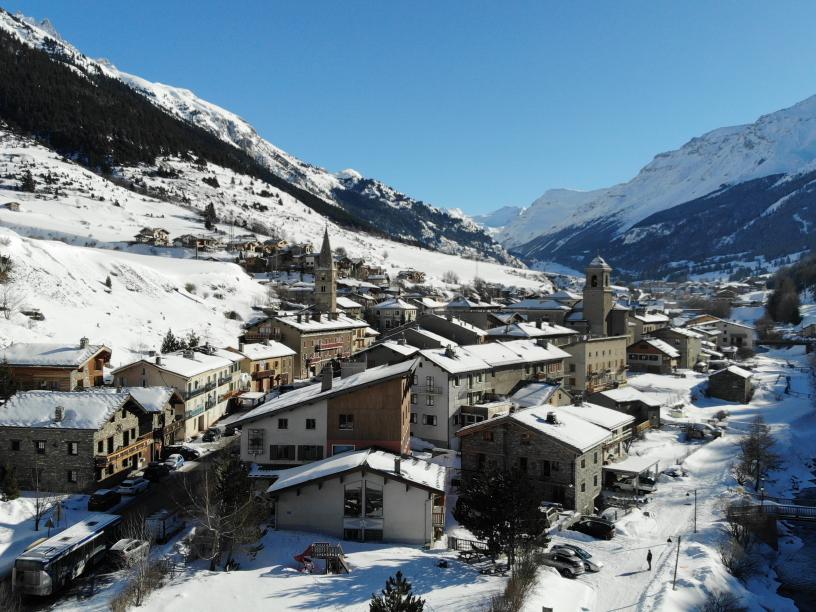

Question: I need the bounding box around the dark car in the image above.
[163,445,202,461]
[87,488,121,511]
[202,428,222,442]
[143,461,172,482]
[569,516,616,540]
[223,424,239,436]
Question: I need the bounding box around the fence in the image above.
[447,535,489,553]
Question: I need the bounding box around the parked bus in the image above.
[12,513,122,596]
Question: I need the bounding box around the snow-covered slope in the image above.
[498,95,816,272]
[0,9,514,264]
[473,205,523,230]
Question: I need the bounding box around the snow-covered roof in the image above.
[0,390,142,429]
[712,365,753,379]
[16,513,122,564]
[420,346,490,374]
[415,297,447,308]
[632,313,670,324]
[510,382,562,408]
[486,322,577,338]
[500,339,571,362]
[409,327,457,346]
[636,338,681,358]
[588,255,611,269]
[602,454,661,476]
[0,341,109,367]
[546,290,582,301]
[336,296,362,309]
[509,407,611,453]
[505,299,571,311]
[657,327,704,339]
[375,340,420,357]
[274,313,368,332]
[465,341,528,367]
[104,386,179,413]
[235,341,296,361]
[235,359,418,425]
[375,298,417,310]
[267,448,445,494]
[558,402,635,431]
[365,327,380,336]
[424,314,487,336]
[113,350,233,379]
[596,386,662,407]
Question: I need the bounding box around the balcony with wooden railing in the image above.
[251,369,276,381]
[94,433,154,468]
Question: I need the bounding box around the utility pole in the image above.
[672,534,681,590]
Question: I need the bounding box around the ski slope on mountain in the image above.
[498,95,816,250]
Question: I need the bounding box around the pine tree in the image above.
[161,329,184,354]
[105,275,112,289]
[186,331,200,348]
[20,170,35,193]
[1,464,20,501]
[369,571,425,612]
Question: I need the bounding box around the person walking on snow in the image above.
[646,549,653,571]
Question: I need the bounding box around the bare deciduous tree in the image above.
[31,461,59,532]
[442,270,459,285]
[0,280,24,320]
[735,416,783,490]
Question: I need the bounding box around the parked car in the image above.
[663,466,689,479]
[143,461,171,482]
[550,544,603,572]
[569,516,616,540]
[223,424,239,436]
[162,445,202,461]
[611,475,656,493]
[163,454,185,470]
[88,489,121,511]
[202,428,222,442]
[108,538,149,567]
[540,550,586,578]
[116,478,150,496]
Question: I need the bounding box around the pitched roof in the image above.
[235,342,296,361]
[558,402,635,430]
[375,298,417,310]
[274,313,368,332]
[596,386,662,407]
[376,340,421,357]
[267,448,445,495]
[1,341,109,368]
[712,365,753,379]
[112,350,233,379]
[0,390,142,429]
[104,386,180,413]
[234,359,418,425]
[588,255,612,269]
[510,382,562,408]
[633,338,680,358]
[632,313,670,324]
[486,322,577,338]
[505,298,571,311]
[419,346,490,374]
[336,296,362,309]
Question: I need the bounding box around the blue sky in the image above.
[6,1,816,215]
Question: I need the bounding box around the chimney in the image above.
[536,320,542,329]
[297,314,302,323]
[546,411,558,424]
[394,457,401,475]
[321,365,333,392]
[53,406,64,422]
[572,392,583,407]
[79,337,89,349]
[183,349,195,359]
[537,339,549,349]
[155,355,163,366]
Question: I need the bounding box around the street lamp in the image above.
[686,489,697,533]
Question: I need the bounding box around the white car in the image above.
[116,478,150,495]
[109,538,149,567]
[163,454,185,470]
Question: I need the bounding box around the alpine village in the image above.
[0,6,815,612]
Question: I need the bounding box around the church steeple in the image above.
[314,228,337,313]
[583,255,614,337]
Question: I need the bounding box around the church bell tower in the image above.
[314,228,337,313]
[583,255,613,336]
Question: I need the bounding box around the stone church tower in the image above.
[314,228,337,313]
[583,255,613,336]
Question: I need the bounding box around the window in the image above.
[580,482,586,493]
[339,414,354,430]
[422,414,437,426]
[305,418,316,430]
[297,445,323,461]
[540,460,551,477]
[593,475,598,487]
[67,442,79,456]
[277,418,288,430]
[344,483,362,517]
[454,376,460,386]
[97,440,103,454]
[425,375,434,387]
[519,457,528,473]
[580,458,586,468]
[332,444,355,455]
[426,396,435,407]
[248,429,265,455]
[270,445,296,460]
[410,412,417,424]
[10,440,20,451]
[67,470,78,483]
[482,431,494,442]
[365,482,383,517]
[412,374,418,385]
[411,394,417,405]
[569,363,576,373]
[35,440,46,454]
[593,452,598,464]
[520,432,531,445]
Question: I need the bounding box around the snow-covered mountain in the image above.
[0,9,515,264]
[498,95,816,276]
[473,205,523,229]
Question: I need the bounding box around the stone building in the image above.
[457,406,611,514]
[1,339,111,391]
[626,338,679,374]
[651,327,704,370]
[0,390,155,492]
[368,298,418,332]
[562,335,628,394]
